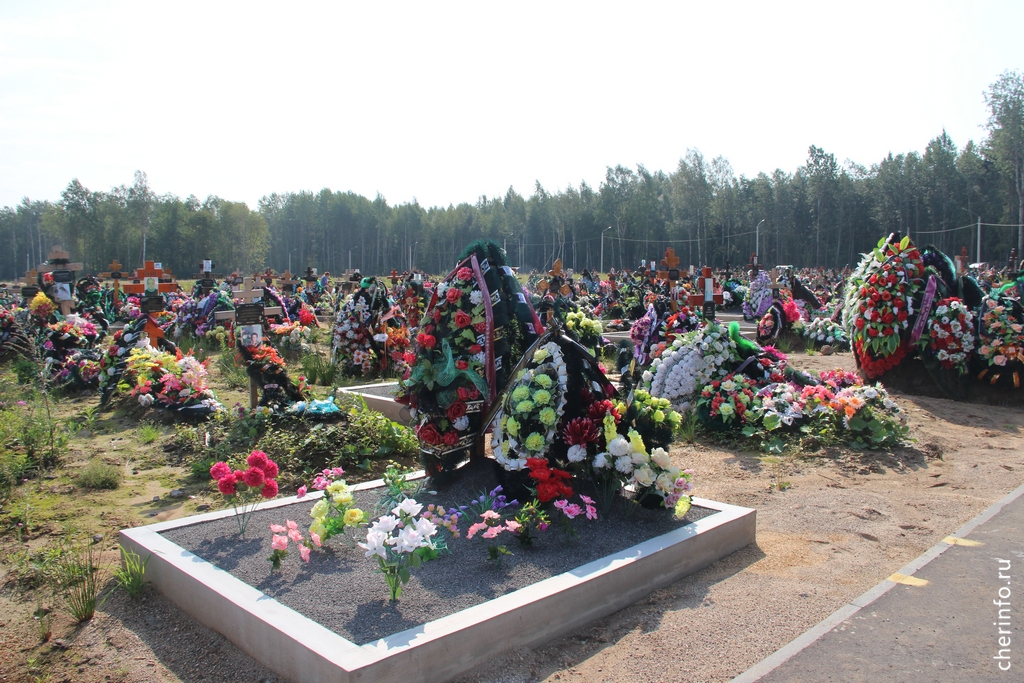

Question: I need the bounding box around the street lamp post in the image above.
[755,219,765,262]
[601,226,612,274]
[348,245,360,272]
[409,242,418,272]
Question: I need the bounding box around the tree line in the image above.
[2,71,1022,281]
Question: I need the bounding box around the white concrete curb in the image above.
[121,492,755,683]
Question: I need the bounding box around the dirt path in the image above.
[3,351,1023,683]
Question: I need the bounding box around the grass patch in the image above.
[215,352,249,390]
[77,462,122,490]
[137,424,161,444]
[113,547,149,598]
[51,541,108,622]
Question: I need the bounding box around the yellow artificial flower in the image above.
[505,416,520,436]
[310,499,329,519]
[344,508,364,526]
[538,407,557,426]
[628,429,647,456]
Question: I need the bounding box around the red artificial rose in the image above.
[868,327,878,337]
[417,333,436,349]
[443,430,459,447]
[457,267,474,281]
[473,322,487,333]
[536,481,558,502]
[447,401,467,421]
[883,327,893,336]
[469,344,483,354]
[881,290,892,301]
[882,312,895,324]
[404,351,416,364]
[455,359,469,370]
[446,287,462,304]
[418,423,442,445]
[855,318,866,329]
[897,311,908,322]
[454,310,472,328]
[892,298,903,309]
[871,292,881,302]
[869,274,878,284]
[432,309,442,322]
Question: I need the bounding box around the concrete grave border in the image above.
[339,382,409,425]
[120,476,755,683]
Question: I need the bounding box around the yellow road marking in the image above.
[889,573,929,586]
[943,536,984,547]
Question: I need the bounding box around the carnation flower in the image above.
[524,432,545,451]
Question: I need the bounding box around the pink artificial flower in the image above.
[270,523,287,533]
[480,510,500,520]
[505,520,522,532]
[288,528,302,543]
[286,520,298,530]
[296,485,308,499]
[579,495,594,505]
[466,522,488,539]
[482,526,502,539]
[241,467,265,488]
[247,450,269,470]
[262,460,280,479]
[585,504,597,521]
[538,522,550,531]
[261,480,279,498]
[312,476,329,491]
[562,503,582,519]
[209,462,232,481]
[299,545,311,563]
[310,533,321,547]
[331,467,345,476]
[553,499,568,511]
[217,477,237,496]
[271,535,288,551]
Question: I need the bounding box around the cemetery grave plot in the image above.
[124,459,753,683]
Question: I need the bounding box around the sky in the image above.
[0,0,1021,211]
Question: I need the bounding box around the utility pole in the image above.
[977,217,982,264]
[601,226,612,274]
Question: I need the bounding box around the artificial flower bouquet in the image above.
[359,498,440,601]
[918,297,975,374]
[695,373,757,429]
[210,450,281,537]
[976,297,1024,385]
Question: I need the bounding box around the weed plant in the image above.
[77,462,122,490]
[215,352,249,389]
[137,424,161,444]
[113,547,149,597]
[50,541,108,622]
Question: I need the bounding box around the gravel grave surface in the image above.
[161,458,714,645]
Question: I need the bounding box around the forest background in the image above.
[2,71,1022,280]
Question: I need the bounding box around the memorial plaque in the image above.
[200,277,216,291]
[21,286,39,299]
[51,269,74,284]
[141,296,165,313]
[234,303,265,326]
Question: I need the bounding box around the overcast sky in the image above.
[1,1,1021,211]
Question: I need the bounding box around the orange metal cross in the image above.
[686,267,723,319]
[122,261,177,342]
[98,259,127,306]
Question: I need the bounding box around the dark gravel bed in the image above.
[346,382,400,398]
[162,459,716,645]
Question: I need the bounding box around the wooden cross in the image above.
[747,252,759,277]
[122,261,178,342]
[302,267,318,284]
[214,277,284,322]
[193,259,221,294]
[686,267,723,320]
[21,268,39,286]
[768,270,784,298]
[37,246,84,315]
[228,270,244,286]
[954,247,968,277]
[98,259,127,306]
[390,268,400,286]
[658,248,681,282]
[277,270,299,294]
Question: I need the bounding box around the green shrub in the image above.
[77,463,122,490]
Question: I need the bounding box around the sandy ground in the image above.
[3,351,1024,683]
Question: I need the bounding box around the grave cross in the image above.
[98,259,127,306]
[277,270,299,294]
[747,252,759,277]
[20,268,39,300]
[686,267,724,320]
[122,261,178,342]
[214,277,284,322]
[768,270,784,299]
[954,247,969,277]
[37,246,84,315]
[228,270,244,286]
[657,248,682,282]
[1009,247,1018,272]
[194,260,220,295]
